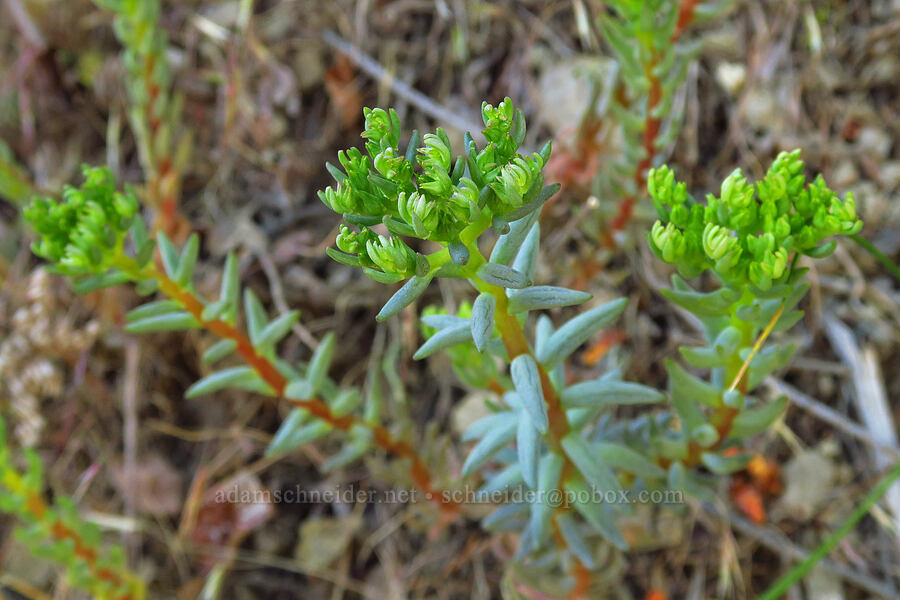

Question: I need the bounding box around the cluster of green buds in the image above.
[25,166,139,276]
[648,150,862,291]
[319,98,553,284]
[637,154,865,507]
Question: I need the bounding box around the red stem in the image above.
[24,492,140,599]
[604,0,700,244]
[153,270,460,514]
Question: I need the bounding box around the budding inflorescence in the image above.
[319,98,552,281]
[26,166,139,276]
[647,150,862,290]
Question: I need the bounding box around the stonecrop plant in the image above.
[315,101,866,594]
[0,415,144,600]
[95,0,191,235]
[6,1,895,597]
[320,98,666,576]
[17,94,869,597]
[24,163,451,497]
[595,0,706,237]
[644,151,862,484]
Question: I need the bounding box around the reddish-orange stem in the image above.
[672,0,701,41]
[23,491,139,599]
[604,0,700,244]
[153,269,459,514]
[490,288,596,596]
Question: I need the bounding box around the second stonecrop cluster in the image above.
[648,150,862,291]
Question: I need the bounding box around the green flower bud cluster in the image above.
[319,98,551,281]
[26,166,139,276]
[648,150,862,290]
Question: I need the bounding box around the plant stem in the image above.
[1,463,143,599]
[466,242,594,597]
[728,303,784,394]
[603,0,700,244]
[849,233,900,283]
[120,256,460,514]
[679,300,785,467]
[756,459,900,600]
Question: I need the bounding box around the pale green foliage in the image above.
[0,416,144,599]
[23,170,379,473]
[20,85,867,594]
[645,156,862,501]
[320,102,668,570]
[648,150,862,290]
[321,98,554,282]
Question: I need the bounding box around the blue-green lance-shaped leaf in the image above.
[560,378,665,409]
[510,355,549,434]
[555,512,595,569]
[185,366,273,398]
[461,417,517,477]
[565,475,627,550]
[73,271,131,294]
[220,253,240,322]
[462,411,518,443]
[376,274,433,321]
[561,432,622,494]
[482,502,529,533]
[125,299,182,322]
[507,286,592,314]
[534,315,554,359]
[255,310,300,349]
[478,462,523,496]
[174,233,199,286]
[330,388,364,418]
[510,222,540,283]
[594,442,666,479]
[266,408,309,454]
[529,453,564,549]
[202,339,237,365]
[243,289,268,346]
[660,277,741,317]
[665,358,721,408]
[517,411,541,489]
[414,322,473,359]
[537,298,627,370]
[729,396,788,439]
[488,195,543,266]
[124,311,200,333]
[476,263,529,289]
[421,313,469,330]
[679,345,729,369]
[266,418,332,457]
[470,292,496,352]
[285,332,337,401]
[157,231,180,278]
